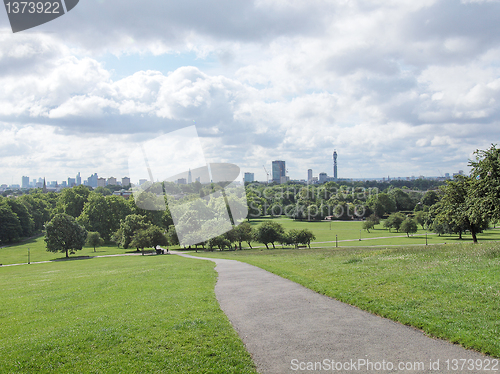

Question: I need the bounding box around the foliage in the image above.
[44,213,87,258]
[114,214,149,249]
[0,201,22,243]
[384,212,405,232]
[86,231,104,252]
[254,221,285,249]
[400,218,418,237]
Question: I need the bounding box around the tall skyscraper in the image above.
[87,173,98,188]
[272,160,286,184]
[244,172,254,183]
[307,169,312,183]
[22,176,29,189]
[333,150,338,180]
[76,172,81,186]
[122,177,131,187]
[188,169,192,184]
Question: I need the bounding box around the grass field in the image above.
[0,255,257,373]
[190,242,500,358]
[2,218,499,265]
[244,217,500,248]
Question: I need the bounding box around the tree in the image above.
[114,214,149,250]
[5,199,34,237]
[78,193,132,241]
[45,213,87,258]
[362,220,375,233]
[400,218,418,237]
[468,144,500,225]
[414,210,427,229]
[433,176,488,243]
[231,222,253,249]
[0,201,22,243]
[86,231,104,252]
[146,225,169,249]
[297,229,316,248]
[384,212,405,232]
[254,221,285,249]
[56,185,90,217]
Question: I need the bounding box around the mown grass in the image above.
[0,236,183,266]
[190,242,500,358]
[0,255,257,373]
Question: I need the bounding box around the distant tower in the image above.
[307,169,312,183]
[42,178,47,193]
[333,150,338,180]
[188,169,192,184]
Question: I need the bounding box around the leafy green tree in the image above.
[115,214,149,250]
[129,229,151,251]
[86,231,104,252]
[56,185,90,217]
[18,194,50,231]
[367,193,396,217]
[45,213,87,258]
[297,229,315,248]
[255,221,285,249]
[414,210,427,229]
[384,212,405,232]
[400,218,418,237]
[432,176,488,243]
[93,187,112,196]
[0,201,22,243]
[5,199,34,237]
[390,189,414,211]
[233,222,254,249]
[167,225,179,246]
[421,190,440,207]
[468,144,500,225]
[362,219,375,233]
[146,225,169,249]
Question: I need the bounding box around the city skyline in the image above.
[1,1,498,185]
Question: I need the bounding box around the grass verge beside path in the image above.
[0,255,257,373]
[191,243,500,358]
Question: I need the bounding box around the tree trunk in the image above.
[66,249,69,258]
[272,242,275,249]
[471,228,478,244]
[94,245,96,252]
[247,242,252,249]
[459,231,462,240]
[265,243,269,249]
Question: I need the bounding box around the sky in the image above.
[1,0,500,185]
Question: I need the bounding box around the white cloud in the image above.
[2,0,500,183]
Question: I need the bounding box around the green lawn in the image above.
[243,217,500,248]
[190,242,500,358]
[0,255,257,373]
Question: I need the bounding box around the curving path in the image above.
[174,252,493,374]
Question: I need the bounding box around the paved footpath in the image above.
[174,252,494,374]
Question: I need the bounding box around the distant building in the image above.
[244,172,254,183]
[113,189,133,199]
[272,160,286,184]
[68,178,76,187]
[76,172,81,186]
[87,173,98,188]
[307,169,312,183]
[188,169,192,184]
[177,178,187,185]
[61,181,67,188]
[333,150,338,180]
[122,177,130,187]
[195,176,201,183]
[319,172,328,183]
[22,176,29,189]
[97,178,106,188]
[107,177,117,186]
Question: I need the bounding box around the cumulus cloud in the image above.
[1,0,500,183]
